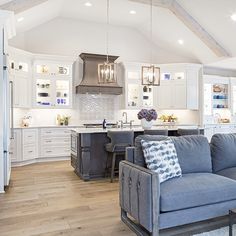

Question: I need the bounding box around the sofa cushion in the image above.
[211,133,236,172]
[141,139,182,183]
[171,135,212,174]
[217,167,236,180]
[134,135,212,174]
[160,173,236,212]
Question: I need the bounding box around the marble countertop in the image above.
[14,125,83,129]
[72,125,203,134]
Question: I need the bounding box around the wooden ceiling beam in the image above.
[129,0,230,57]
[0,0,49,14]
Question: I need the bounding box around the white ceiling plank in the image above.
[170,1,230,58]
[0,0,49,14]
[129,0,230,58]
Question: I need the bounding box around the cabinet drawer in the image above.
[41,137,70,146]
[41,128,71,137]
[41,147,71,157]
[23,145,37,160]
[23,129,37,145]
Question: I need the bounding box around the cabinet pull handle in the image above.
[46,140,52,143]
[46,131,52,134]
[28,151,33,153]
[27,136,33,138]
[46,151,52,153]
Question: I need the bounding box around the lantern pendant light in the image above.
[142,0,160,86]
[98,0,117,84]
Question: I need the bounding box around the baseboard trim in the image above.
[12,156,70,167]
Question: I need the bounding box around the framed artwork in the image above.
[142,66,160,86]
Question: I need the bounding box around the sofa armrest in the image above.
[126,147,135,163]
[119,160,160,234]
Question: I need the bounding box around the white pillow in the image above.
[141,138,182,183]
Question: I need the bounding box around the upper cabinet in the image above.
[156,64,201,110]
[201,75,235,125]
[33,58,73,109]
[122,63,155,109]
[8,47,32,108]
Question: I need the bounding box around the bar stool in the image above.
[105,130,134,182]
[144,129,168,136]
[177,128,200,136]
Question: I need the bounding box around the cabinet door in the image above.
[13,76,30,108]
[173,82,186,109]
[204,127,214,142]
[214,125,231,134]
[156,82,172,109]
[127,83,140,109]
[11,130,22,162]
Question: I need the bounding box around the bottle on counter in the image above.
[103,119,107,129]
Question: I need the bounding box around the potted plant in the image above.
[137,109,157,129]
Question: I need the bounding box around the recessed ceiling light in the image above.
[178,39,184,45]
[231,14,236,21]
[129,10,137,15]
[84,2,92,7]
[17,17,24,22]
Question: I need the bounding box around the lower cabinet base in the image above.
[11,156,70,167]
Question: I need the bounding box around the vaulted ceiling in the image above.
[1,0,236,67]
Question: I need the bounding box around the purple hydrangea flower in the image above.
[137,109,158,121]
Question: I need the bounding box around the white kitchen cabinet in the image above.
[156,64,201,110]
[22,129,38,161]
[204,124,236,142]
[9,47,32,108]
[13,76,31,108]
[10,129,22,163]
[122,62,155,109]
[202,75,230,124]
[33,59,73,109]
[39,128,71,158]
[230,78,236,117]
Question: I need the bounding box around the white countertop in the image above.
[14,125,83,129]
[72,125,202,134]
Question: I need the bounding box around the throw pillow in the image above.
[141,138,182,183]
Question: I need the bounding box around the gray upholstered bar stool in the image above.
[105,130,134,182]
[177,128,200,136]
[144,129,168,136]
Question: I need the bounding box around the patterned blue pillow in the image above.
[141,138,182,183]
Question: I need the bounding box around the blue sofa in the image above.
[119,134,236,236]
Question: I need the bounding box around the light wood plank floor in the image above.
[0,161,135,236]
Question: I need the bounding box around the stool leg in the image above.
[111,153,116,183]
[229,211,233,236]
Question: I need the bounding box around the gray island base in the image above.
[70,127,203,181]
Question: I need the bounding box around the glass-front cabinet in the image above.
[34,60,72,108]
[123,63,154,109]
[203,75,231,124]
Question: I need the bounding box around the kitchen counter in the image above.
[14,125,83,129]
[72,125,202,134]
[71,125,204,181]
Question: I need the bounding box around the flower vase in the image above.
[141,119,153,130]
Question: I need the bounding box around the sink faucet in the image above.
[122,112,128,124]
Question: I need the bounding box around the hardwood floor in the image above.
[0,161,135,236]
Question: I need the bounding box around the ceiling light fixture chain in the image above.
[106,0,110,63]
[150,0,153,65]
[97,0,117,84]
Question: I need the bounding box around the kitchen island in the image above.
[71,126,203,181]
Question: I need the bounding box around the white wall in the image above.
[9,17,197,64]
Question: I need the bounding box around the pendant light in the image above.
[142,0,160,86]
[98,0,117,84]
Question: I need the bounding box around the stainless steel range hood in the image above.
[75,53,123,95]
